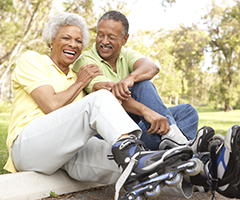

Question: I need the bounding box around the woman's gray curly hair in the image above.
[42,12,90,50]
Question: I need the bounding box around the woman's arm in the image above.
[31,64,102,114]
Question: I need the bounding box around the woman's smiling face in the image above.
[50,25,83,73]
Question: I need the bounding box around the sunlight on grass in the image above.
[0,113,10,174]
[196,108,240,135]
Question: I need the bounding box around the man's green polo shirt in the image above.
[72,43,145,94]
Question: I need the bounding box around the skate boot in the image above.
[159,125,215,154]
[111,135,203,200]
[190,125,240,199]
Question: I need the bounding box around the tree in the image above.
[129,29,183,105]
[204,0,240,111]
[0,0,53,100]
[167,25,209,105]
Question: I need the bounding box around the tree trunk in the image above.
[224,99,230,112]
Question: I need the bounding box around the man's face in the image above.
[96,19,129,63]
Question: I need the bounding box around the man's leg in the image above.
[129,80,198,149]
[168,104,198,140]
[129,80,176,126]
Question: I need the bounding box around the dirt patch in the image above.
[41,185,237,200]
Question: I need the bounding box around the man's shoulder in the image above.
[78,49,100,64]
[72,48,100,72]
[120,47,145,59]
[121,47,135,54]
[79,45,100,61]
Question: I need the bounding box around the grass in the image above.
[0,107,240,175]
[0,113,10,174]
[196,107,240,135]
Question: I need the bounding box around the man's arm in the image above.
[122,97,169,135]
[111,58,159,101]
[131,58,160,82]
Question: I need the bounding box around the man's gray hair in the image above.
[97,10,129,38]
[42,12,90,50]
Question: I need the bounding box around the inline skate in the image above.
[159,125,215,154]
[111,135,202,200]
[190,124,240,199]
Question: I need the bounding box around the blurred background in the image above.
[1,0,240,175]
[0,0,239,112]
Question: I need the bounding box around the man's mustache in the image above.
[99,43,114,49]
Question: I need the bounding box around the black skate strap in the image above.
[107,155,114,160]
[210,145,218,191]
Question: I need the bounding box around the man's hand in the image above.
[92,81,122,104]
[92,81,115,92]
[111,76,134,101]
[121,97,170,135]
[142,107,170,135]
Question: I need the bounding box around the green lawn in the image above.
[0,113,10,174]
[196,107,240,135]
[0,108,240,175]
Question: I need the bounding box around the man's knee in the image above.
[184,104,199,120]
[130,80,156,93]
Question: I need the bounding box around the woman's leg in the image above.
[11,90,141,180]
[63,137,121,184]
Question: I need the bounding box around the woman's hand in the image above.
[76,64,103,88]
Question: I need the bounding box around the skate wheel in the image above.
[136,195,144,200]
[165,173,182,187]
[184,158,203,176]
[144,184,162,199]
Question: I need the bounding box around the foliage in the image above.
[161,0,176,7]
[167,25,209,105]
[0,0,53,101]
[1,0,240,111]
[49,191,58,198]
[203,1,240,111]
[0,101,11,113]
[148,29,182,103]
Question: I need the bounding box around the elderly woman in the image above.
[3,12,137,181]
[4,12,187,198]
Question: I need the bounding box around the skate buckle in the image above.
[177,161,195,170]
